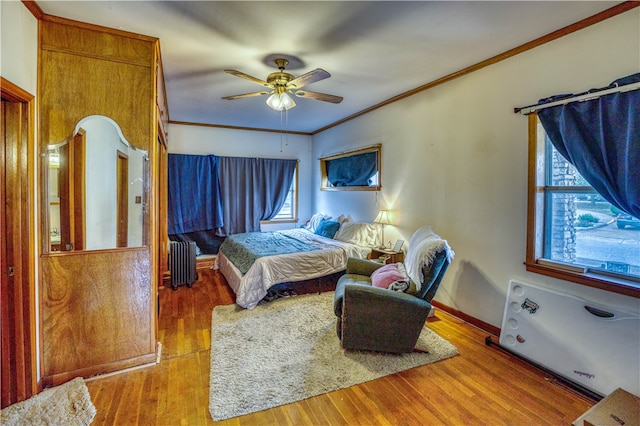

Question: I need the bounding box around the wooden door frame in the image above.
[57,142,72,249]
[1,77,37,406]
[54,130,86,252]
[71,130,85,250]
[116,150,128,248]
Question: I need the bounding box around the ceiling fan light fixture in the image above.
[224,58,340,111]
[266,92,296,111]
[281,93,296,110]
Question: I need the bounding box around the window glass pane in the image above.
[320,145,381,191]
[369,171,379,186]
[543,131,640,280]
[273,186,293,219]
[326,151,378,187]
[544,189,640,278]
[546,137,587,187]
[272,168,296,220]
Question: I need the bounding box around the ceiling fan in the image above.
[222,58,343,111]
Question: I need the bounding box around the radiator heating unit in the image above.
[500,280,639,397]
[169,241,198,290]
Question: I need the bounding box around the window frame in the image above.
[320,144,381,191]
[526,113,639,298]
[261,162,298,224]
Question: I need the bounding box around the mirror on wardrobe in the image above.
[45,115,149,252]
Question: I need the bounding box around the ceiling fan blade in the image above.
[288,69,330,89]
[294,90,343,104]
[224,69,271,88]
[222,91,271,100]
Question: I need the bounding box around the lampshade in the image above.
[266,92,296,111]
[374,210,391,225]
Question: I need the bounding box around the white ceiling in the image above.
[37,1,621,133]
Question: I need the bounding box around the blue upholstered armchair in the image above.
[333,227,454,353]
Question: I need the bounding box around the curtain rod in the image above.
[319,143,382,160]
[515,81,640,115]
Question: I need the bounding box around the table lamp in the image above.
[374,210,391,249]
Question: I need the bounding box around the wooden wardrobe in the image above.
[38,16,166,386]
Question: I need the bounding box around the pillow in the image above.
[305,213,331,233]
[314,219,341,239]
[370,263,406,289]
[334,222,379,247]
[335,214,353,225]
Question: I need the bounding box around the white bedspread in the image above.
[216,228,368,309]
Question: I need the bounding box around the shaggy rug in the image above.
[209,291,459,421]
[0,377,96,426]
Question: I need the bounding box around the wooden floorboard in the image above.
[85,268,594,424]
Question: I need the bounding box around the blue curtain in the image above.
[218,157,296,235]
[538,73,640,219]
[326,151,378,186]
[168,154,224,234]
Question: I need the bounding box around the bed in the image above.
[216,219,378,309]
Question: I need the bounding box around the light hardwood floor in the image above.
[85,269,594,425]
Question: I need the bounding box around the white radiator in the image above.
[500,280,640,397]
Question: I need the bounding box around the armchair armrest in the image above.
[341,284,431,353]
[345,257,384,276]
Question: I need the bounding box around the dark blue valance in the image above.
[326,151,378,187]
[168,154,224,234]
[538,73,640,219]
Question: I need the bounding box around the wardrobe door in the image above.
[38,18,159,385]
[1,82,37,407]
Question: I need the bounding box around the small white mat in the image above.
[1,377,96,426]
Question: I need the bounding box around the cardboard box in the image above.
[573,388,640,426]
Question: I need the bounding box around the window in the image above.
[526,114,640,296]
[320,145,381,191]
[266,164,297,222]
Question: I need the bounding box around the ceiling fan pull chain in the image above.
[285,109,289,147]
[280,109,284,152]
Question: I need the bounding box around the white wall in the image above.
[1,1,38,92]
[168,124,314,231]
[128,148,146,247]
[312,9,640,327]
[85,119,119,249]
[78,117,148,249]
[1,1,39,246]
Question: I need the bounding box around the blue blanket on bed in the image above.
[220,231,320,274]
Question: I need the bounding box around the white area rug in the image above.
[209,291,459,421]
[1,377,96,426]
